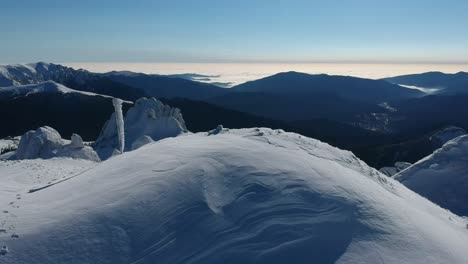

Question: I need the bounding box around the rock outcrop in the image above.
[14,126,100,161]
[94,97,187,159]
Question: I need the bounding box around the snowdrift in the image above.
[0,128,467,263]
[394,135,468,216]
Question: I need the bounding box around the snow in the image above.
[0,81,120,100]
[1,128,467,263]
[13,126,100,162]
[394,135,468,216]
[95,97,187,159]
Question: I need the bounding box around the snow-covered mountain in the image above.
[0,81,120,100]
[0,62,92,87]
[394,135,468,216]
[0,62,227,101]
[1,128,467,263]
[384,71,468,95]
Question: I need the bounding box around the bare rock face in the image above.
[14,126,99,161]
[95,97,187,160]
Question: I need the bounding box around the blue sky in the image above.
[2,0,468,63]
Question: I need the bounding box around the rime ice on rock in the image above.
[70,133,85,149]
[14,126,99,161]
[95,97,187,160]
[112,98,125,154]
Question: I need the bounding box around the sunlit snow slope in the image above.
[0,128,467,263]
[395,135,468,216]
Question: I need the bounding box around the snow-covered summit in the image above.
[0,128,467,263]
[394,134,468,216]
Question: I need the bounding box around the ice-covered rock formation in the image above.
[13,127,100,161]
[1,128,467,263]
[394,135,468,216]
[379,161,412,176]
[112,98,125,153]
[95,97,187,159]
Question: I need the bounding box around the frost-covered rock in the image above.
[208,124,226,135]
[394,135,468,216]
[70,134,84,149]
[379,161,412,176]
[15,127,64,159]
[112,98,125,153]
[0,137,20,156]
[13,127,99,161]
[95,97,187,159]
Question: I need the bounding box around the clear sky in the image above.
[2,0,468,64]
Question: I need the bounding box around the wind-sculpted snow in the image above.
[95,97,187,159]
[394,135,468,216]
[0,128,467,263]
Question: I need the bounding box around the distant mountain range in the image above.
[2,62,468,168]
[384,71,468,94]
[232,71,423,103]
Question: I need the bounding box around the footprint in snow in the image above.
[0,245,8,256]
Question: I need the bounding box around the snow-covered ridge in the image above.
[0,62,92,87]
[0,81,120,100]
[0,128,467,263]
[394,134,468,216]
